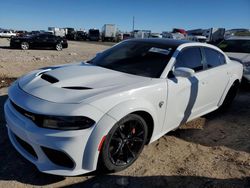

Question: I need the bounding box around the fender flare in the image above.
[218,73,241,106]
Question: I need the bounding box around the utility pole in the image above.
[132,16,135,37]
[132,16,135,32]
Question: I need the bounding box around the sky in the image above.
[0,0,249,32]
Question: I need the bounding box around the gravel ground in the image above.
[0,38,249,188]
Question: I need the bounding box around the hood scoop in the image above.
[62,86,92,90]
[41,74,59,83]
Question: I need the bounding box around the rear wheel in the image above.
[21,42,29,50]
[99,114,148,172]
[220,81,239,110]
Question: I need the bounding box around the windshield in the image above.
[90,41,175,78]
[218,39,250,53]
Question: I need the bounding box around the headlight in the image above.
[36,115,95,130]
[10,100,95,130]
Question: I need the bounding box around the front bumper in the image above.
[4,82,117,176]
[5,99,94,176]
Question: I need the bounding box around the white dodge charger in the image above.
[4,39,243,176]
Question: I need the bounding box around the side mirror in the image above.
[173,67,195,78]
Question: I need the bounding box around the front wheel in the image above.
[99,114,148,172]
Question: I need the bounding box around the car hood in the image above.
[18,63,150,104]
[226,52,250,64]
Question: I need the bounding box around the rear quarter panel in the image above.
[218,59,243,106]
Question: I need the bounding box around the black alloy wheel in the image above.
[55,43,63,51]
[99,114,148,172]
[21,42,29,50]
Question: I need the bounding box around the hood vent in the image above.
[41,74,59,83]
[62,86,92,90]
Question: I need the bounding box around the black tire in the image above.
[20,42,29,50]
[219,81,239,110]
[55,43,63,51]
[99,114,148,172]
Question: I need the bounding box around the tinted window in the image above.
[90,41,176,78]
[218,39,250,53]
[204,48,225,68]
[175,47,203,72]
[36,34,48,39]
[48,35,55,39]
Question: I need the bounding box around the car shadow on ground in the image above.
[62,175,250,188]
[0,46,11,49]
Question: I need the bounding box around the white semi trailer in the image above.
[48,27,66,37]
[101,24,116,41]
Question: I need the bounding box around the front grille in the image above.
[41,146,75,169]
[14,134,38,159]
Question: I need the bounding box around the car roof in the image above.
[226,36,250,40]
[125,38,192,47]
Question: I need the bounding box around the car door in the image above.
[3,31,8,37]
[47,35,57,47]
[202,47,230,106]
[34,34,48,48]
[163,47,213,132]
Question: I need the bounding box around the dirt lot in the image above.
[0,38,249,188]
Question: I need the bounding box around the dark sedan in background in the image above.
[10,33,68,51]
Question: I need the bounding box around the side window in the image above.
[48,35,55,39]
[204,48,225,68]
[39,35,48,40]
[175,47,203,72]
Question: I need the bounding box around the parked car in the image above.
[172,28,187,36]
[187,35,207,42]
[224,28,250,39]
[16,30,28,37]
[133,30,151,39]
[4,39,243,176]
[10,33,68,50]
[218,36,250,82]
[150,33,162,38]
[122,33,131,40]
[0,30,16,38]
